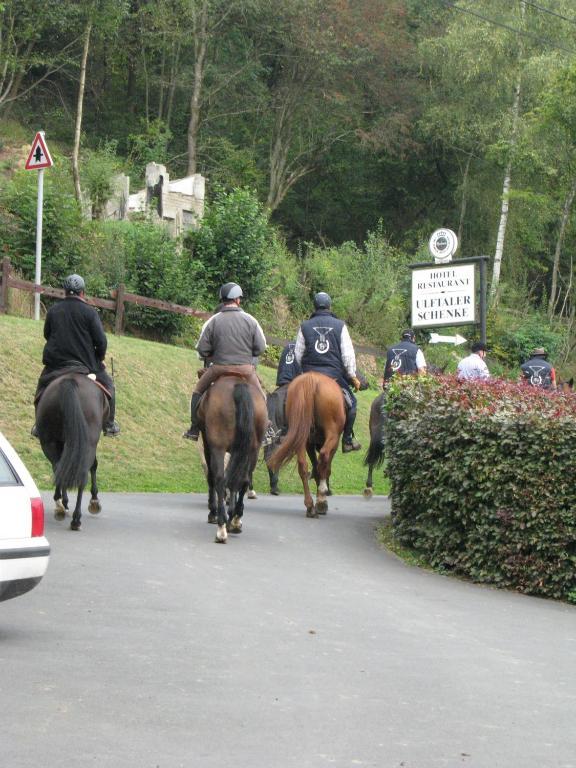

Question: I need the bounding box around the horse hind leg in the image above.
[363,464,374,499]
[297,451,316,518]
[88,458,101,514]
[315,438,339,515]
[229,482,248,534]
[54,482,67,520]
[70,484,85,531]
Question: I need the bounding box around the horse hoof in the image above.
[228,515,243,534]
[306,506,318,518]
[207,512,218,524]
[215,524,228,543]
[270,487,280,496]
[88,499,101,514]
[363,487,373,499]
[316,499,328,515]
[70,522,81,531]
[247,490,257,500]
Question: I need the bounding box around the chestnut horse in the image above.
[268,372,345,517]
[36,374,107,531]
[199,375,267,543]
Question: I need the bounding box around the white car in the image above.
[0,431,50,602]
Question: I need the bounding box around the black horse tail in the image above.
[364,428,386,471]
[364,393,387,470]
[225,382,255,492]
[54,379,90,490]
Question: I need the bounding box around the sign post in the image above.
[24,131,53,321]
[410,228,488,345]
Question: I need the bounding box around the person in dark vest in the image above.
[266,341,302,443]
[32,274,120,437]
[520,347,557,390]
[183,282,269,441]
[294,292,362,453]
[383,329,427,384]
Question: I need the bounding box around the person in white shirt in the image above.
[457,342,490,381]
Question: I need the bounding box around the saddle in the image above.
[35,366,112,405]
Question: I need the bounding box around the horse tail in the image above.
[54,379,90,490]
[268,376,315,472]
[364,395,386,470]
[225,382,255,492]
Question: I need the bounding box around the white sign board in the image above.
[412,263,475,328]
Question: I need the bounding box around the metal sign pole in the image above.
[34,167,44,321]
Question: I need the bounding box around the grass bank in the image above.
[0,315,389,496]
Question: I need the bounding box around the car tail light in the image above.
[31,497,45,537]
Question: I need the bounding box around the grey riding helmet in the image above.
[219,282,243,301]
[313,292,332,309]
[63,274,86,295]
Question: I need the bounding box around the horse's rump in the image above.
[268,372,345,472]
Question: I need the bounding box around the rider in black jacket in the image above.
[32,274,120,437]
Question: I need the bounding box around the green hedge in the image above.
[385,376,576,601]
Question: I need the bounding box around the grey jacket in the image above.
[196,305,267,365]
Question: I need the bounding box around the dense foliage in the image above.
[385,376,576,600]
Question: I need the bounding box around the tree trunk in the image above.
[187,0,208,176]
[548,177,576,318]
[490,1,525,304]
[457,153,472,247]
[72,19,92,208]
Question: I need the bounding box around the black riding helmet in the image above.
[63,274,85,295]
[219,282,243,301]
[401,328,416,342]
[313,292,332,310]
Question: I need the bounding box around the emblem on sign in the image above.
[429,229,458,264]
[313,327,333,354]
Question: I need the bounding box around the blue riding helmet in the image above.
[219,282,243,301]
[63,274,86,295]
[313,292,332,310]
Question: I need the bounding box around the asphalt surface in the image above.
[1,491,575,768]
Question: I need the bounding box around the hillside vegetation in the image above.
[0,315,384,496]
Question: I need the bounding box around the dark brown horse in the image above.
[199,375,267,543]
[363,391,386,498]
[36,374,108,531]
[268,372,345,517]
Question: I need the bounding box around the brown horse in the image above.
[268,372,345,518]
[199,375,267,543]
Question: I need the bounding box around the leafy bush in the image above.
[385,375,576,600]
[493,312,565,367]
[184,186,273,305]
[304,224,412,347]
[0,165,84,283]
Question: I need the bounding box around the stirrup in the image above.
[183,426,200,441]
[261,424,280,447]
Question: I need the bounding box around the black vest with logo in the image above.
[521,357,553,389]
[276,343,301,386]
[384,340,419,381]
[300,311,344,380]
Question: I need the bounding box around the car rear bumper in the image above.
[0,538,50,602]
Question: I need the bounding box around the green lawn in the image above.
[0,314,389,496]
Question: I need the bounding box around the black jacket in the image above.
[276,342,301,386]
[42,296,107,372]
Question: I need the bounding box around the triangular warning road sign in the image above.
[25,132,53,170]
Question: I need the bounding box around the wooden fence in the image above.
[0,256,385,357]
[0,257,211,334]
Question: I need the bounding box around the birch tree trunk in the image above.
[548,177,576,318]
[72,19,92,207]
[490,0,525,304]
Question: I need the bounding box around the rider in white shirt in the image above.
[457,342,490,381]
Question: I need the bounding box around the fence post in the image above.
[0,257,10,314]
[115,282,126,335]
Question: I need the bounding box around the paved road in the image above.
[1,492,575,768]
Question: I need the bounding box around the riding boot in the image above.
[342,406,361,453]
[103,393,120,436]
[183,392,202,440]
